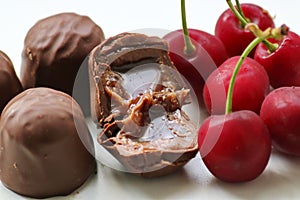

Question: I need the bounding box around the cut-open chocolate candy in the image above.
[88,32,198,177]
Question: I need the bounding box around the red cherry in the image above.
[198,110,271,182]
[203,56,270,115]
[198,22,281,182]
[164,29,228,99]
[163,0,228,101]
[260,87,300,156]
[215,3,275,57]
[254,31,300,88]
[164,29,228,67]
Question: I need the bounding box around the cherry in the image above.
[260,87,300,156]
[163,0,228,99]
[164,28,228,68]
[203,56,270,115]
[197,25,283,182]
[215,2,275,57]
[198,110,271,182]
[254,31,300,88]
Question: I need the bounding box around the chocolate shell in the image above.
[0,50,22,113]
[0,87,96,198]
[20,12,105,96]
[88,32,198,177]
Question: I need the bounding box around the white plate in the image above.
[1,0,300,199]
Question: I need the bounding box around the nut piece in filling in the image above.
[0,87,95,198]
[89,32,198,177]
[0,50,22,113]
[20,12,105,96]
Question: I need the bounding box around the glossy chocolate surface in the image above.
[0,50,22,113]
[89,32,198,177]
[0,87,96,198]
[20,12,104,96]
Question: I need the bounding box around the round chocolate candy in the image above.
[0,87,95,198]
[0,50,22,113]
[20,12,105,96]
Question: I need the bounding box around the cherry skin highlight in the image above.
[254,31,300,88]
[203,56,270,115]
[163,29,228,99]
[198,110,271,182]
[260,87,300,156]
[215,3,275,57]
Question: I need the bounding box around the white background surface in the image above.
[1,0,300,199]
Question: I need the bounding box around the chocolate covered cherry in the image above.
[0,88,95,198]
[89,32,198,177]
[20,12,105,96]
[0,51,22,113]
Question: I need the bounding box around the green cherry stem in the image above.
[181,0,196,55]
[225,23,289,114]
[235,0,247,22]
[226,0,278,53]
[225,24,289,114]
[226,0,248,27]
[225,36,265,114]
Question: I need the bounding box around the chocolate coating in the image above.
[0,50,22,113]
[20,12,104,96]
[89,32,198,177]
[0,87,96,198]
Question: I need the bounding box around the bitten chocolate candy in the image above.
[0,50,22,113]
[0,87,96,198]
[20,12,104,96]
[89,32,198,177]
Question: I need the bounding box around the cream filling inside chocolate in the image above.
[89,33,198,176]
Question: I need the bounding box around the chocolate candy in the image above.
[0,50,22,113]
[88,32,198,177]
[20,12,105,96]
[0,87,96,198]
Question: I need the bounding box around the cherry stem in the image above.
[225,36,265,114]
[225,24,289,114]
[226,0,247,27]
[181,0,196,55]
[235,0,248,27]
[226,0,278,53]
